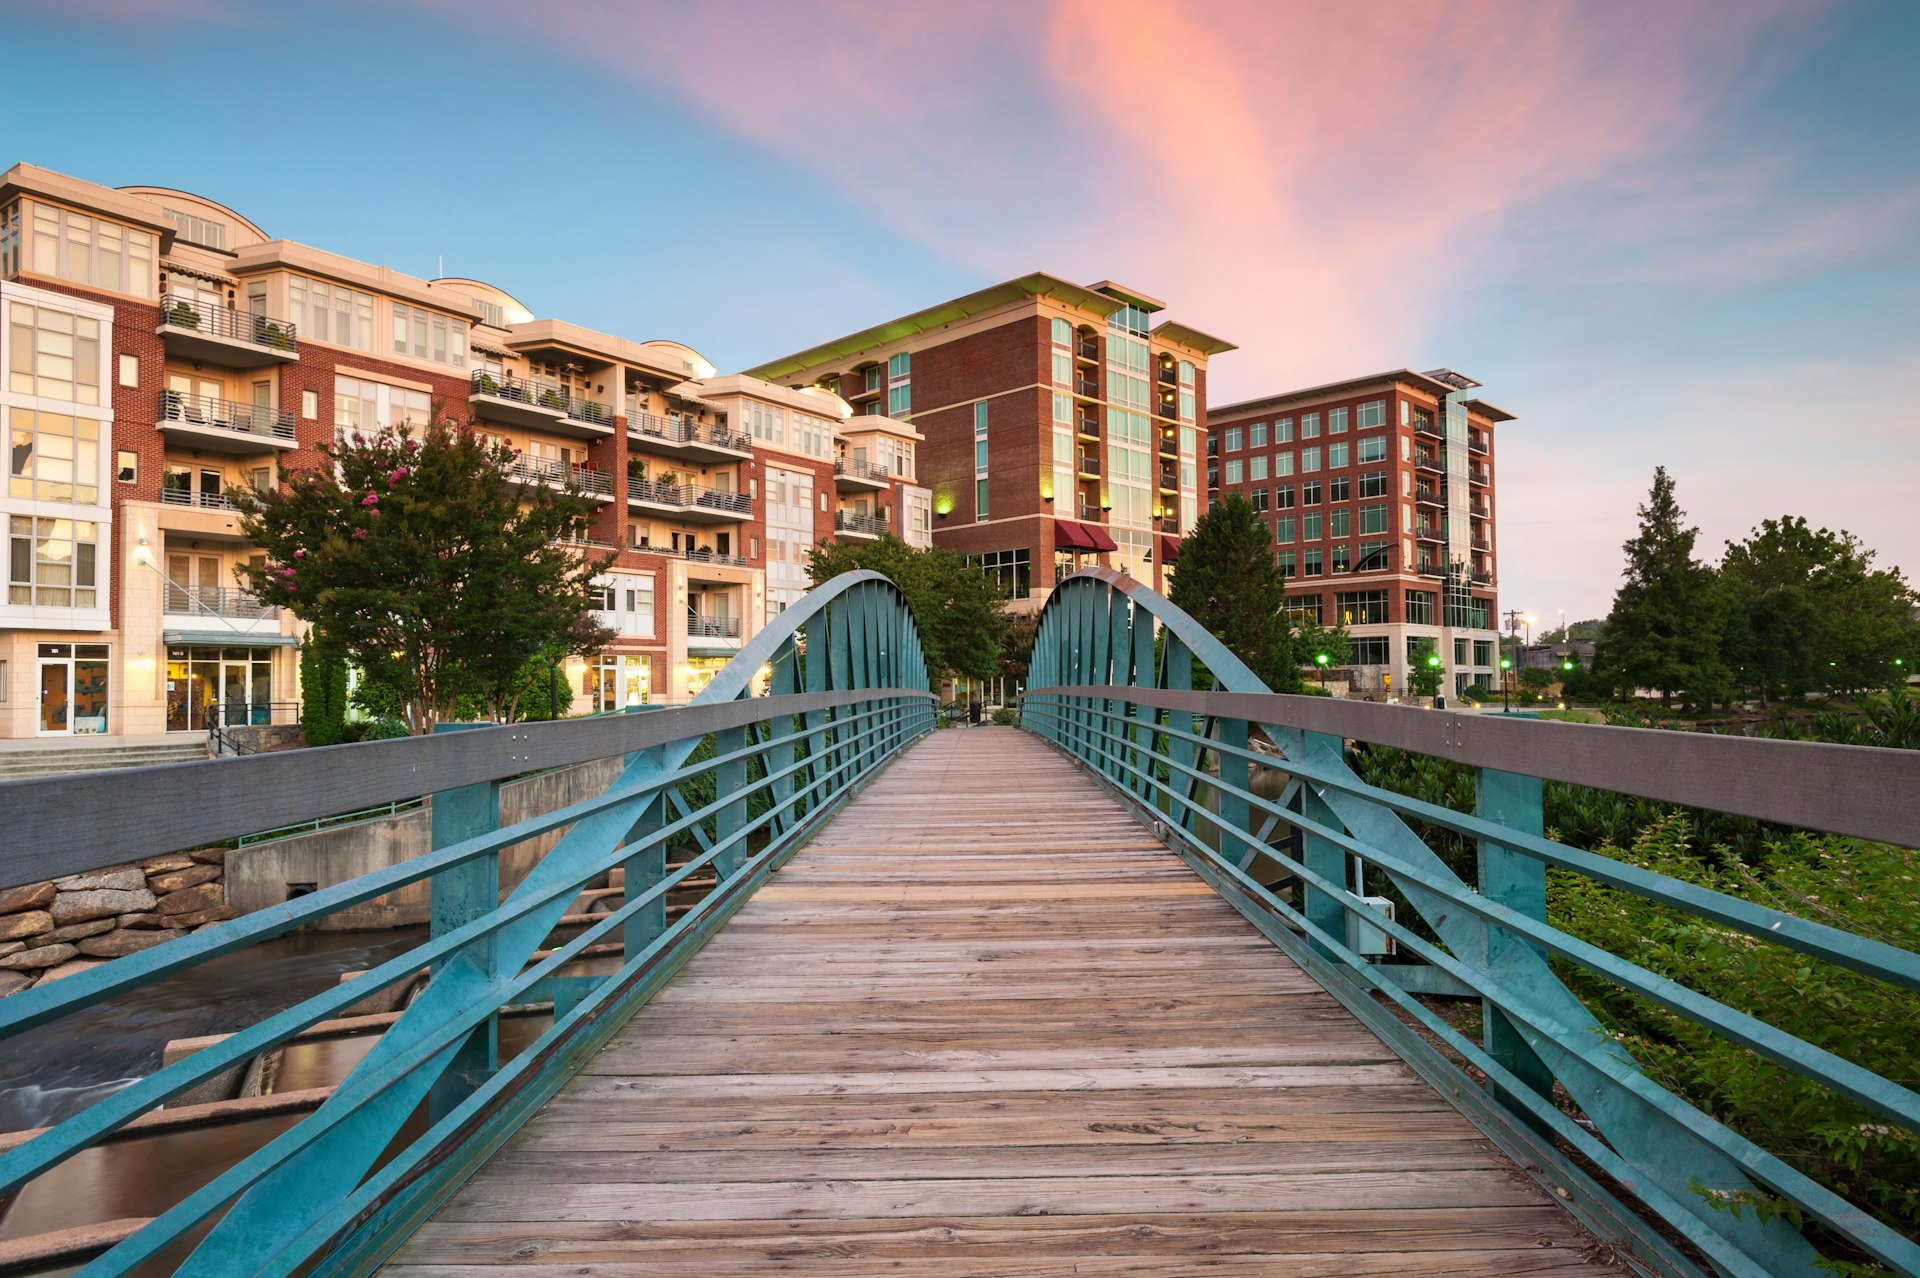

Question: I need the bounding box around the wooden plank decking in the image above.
[387,727,1615,1276]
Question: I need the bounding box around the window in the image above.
[1330,509,1350,538]
[1248,455,1266,481]
[974,402,989,522]
[1269,451,1290,477]
[25,204,153,297]
[1352,636,1390,665]
[1224,426,1241,452]
[1249,421,1267,448]
[1359,470,1387,497]
[1178,360,1194,386]
[8,515,98,607]
[1051,317,1071,345]
[1303,513,1323,542]
[978,548,1031,598]
[1052,391,1071,424]
[1224,459,1242,484]
[1358,436,1387,464]
[160,208,226,249]
[0,202,16,278]
[7,409,99,503]
[391,303,468,368]
[1474,640,1495,667]
[8,302,101,403]
[1328,441,1348,469]
[335,375,429,438]
[888,352,911,379]
[288,275,376,352]
[1303,550,1324,577]
[118,353,138,388]
[1301,412,1320,439]
[1358,540,1392,571]
[864,365,881,392]
[1358,399,1386,429]
[1277,550,1295,577]
[1301,446,1320,473]
[1358,502,1389,535]
[1336,590,1389,625]
[301,389,318,420]
[1329,407,1348,434]
[1275,515,1294,543]
[1286,593,1322,622]
[116,450,136,484]
[1302,480,1322,506]
[1206,463,1217,489]
[888,384,911,416]
[1274,484,1294,509]
[1250,487,1267,512]
[1052,350,1071,386]
[1329,475,1350,502]
[1406,590,1436,625]
[1455,638,1470,665]
[1274,417,1293,443]
[1332,545,1350,573]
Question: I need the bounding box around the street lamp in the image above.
[1426,650,1444,708]
[1315,652,1329,687]
[1500,656,1512,713]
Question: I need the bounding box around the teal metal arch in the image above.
[0,570,934,1277]
[1023,568,1920,1278]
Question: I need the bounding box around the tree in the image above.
[1596,467,1725,709]
[1537,618,1606,644]
[1167,493,1301,692]
[1719,517,1918,700]
[1294,617,1351,673]
[1408,638,1445,698]
[232,421,613,733]
[805,535,1009,682]
[297,632,350,747]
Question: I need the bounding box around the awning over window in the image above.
[162,632,296,647]
[1158,534,1181,564]
[1053,519,1094,551]
[1082,523,1119,553]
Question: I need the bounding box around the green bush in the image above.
[362,717,411,741]
[1298,684,1333,697]
[298,634,349,747]
[991,707,1017,727]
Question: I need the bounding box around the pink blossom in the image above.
[293,548,306,559]
[361,493,380,507]
[351,528,367,541]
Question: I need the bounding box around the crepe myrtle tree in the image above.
[232,420,614,733]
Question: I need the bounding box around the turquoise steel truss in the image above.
[0,570,934,1276]
[1024,568,1920,1278]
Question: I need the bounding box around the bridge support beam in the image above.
[1477,766,1555,1135]
[427,724,502,1123]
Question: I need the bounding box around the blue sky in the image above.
[15,0,1918,624]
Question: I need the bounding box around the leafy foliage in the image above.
[805,535,1008,681]
[232,420,612,732]
[1168,492,1301,692]
[1407,637,1444,698]
[297,632,350,747]
[1595,467,1725,709]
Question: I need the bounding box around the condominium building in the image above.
[1206,369,1512,697]
[0,162,929,739]
[746,274,1233,609]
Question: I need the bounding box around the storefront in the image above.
[33,642,110,735]
[685,656,729,700]
[165,642,281,731]
[587,653,655,713]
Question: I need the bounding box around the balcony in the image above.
[161,486,239,511]
[1469,435,1489,455]
[627,410,752,464]
[1159,469,1178,493]
[156,295,298,369]
[507,457,614,500]
[1075,413,1100,440]
[163,584,276,620]
[1076,451,1101,478]
[1469,465,1491,487]
[1159,428,1179,457]
[1414,452,1444,475]
[628,540,750,570]
[834,511,889,540]
[834,457,889,492]
[1472,536,1491,552]
[551,535,618,554]
[1415,485,1444,508]
[1416,526,1445,544]
[1417,562,1446,580]
[157,391,296,453]
[1075,337,1099,363]
[1156,399,1178,421]
[1469,500,1490,519]
[1412,416,1442,440]
[1157,516,1180,535]
[1077,501,1107,523]
[467,371,613,439]
[1074,376,1100,399]
[1157,364,1177,385]
[1471,569,1493,586]
[686,613,742,639]
[627,477,752,524]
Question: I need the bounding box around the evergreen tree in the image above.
[1596,467,1724,709]
[1408,638,1445,698]
[1167,492,1301,692]
[297,631,350,747]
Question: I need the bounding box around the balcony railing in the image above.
[470,370,569,412]
[507,457,613,497]
[1469,465,1491,486]
[1076,452,1101,476]
[835,511,889,537]
[1158,365,1177,385]
[1077,501,1106,522]
[1472,569,1492,585]
[565,396,614,427]
[1157,516,1180,534]
[1159,469,1179,492]
[628,541,749,568]
[1469,436,1489,455]
[627,410,751,455]
[1074,377,1099,398]
[1472,537,1491,552]
[164,584,276,619]
[686,613,742,639]
[551,535,618,552]
[158,390,296,442]
[1075,414,1100,438]
[1415,486,1444,506]
[159,294,298,355]
[160,486,237,511]
[1156,399,1178,421]
[1418,562,1446,579]
[834,457,887,482]
[1414,453,1443,474]
[1470,501,1491,519]
[627,477,751,516]
[1416,526,1445,543]
[1075,338,1099,362]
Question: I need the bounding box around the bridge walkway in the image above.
[385,727,1614,1276]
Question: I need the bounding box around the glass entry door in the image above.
[36,643,109,735]
[38,660,69,734]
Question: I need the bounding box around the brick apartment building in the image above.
[746,274,1233,609]
[0,162,930,739]
[1206,369,1512,697]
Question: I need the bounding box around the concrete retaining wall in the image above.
[225,757,624,930]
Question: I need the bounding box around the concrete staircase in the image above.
[0,741,209,781]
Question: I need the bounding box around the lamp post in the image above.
[1315,652,1329,687]
[1560,657,1575,711]
[1427,650,1444,709]
[1500,656,1512,713]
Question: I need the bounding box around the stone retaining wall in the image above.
[0,850,234,997]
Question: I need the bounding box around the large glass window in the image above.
[1358,399,1387,429]
[1329,475,1350,502]
[1303,513,1323,542]
[7,408,99,502]
[1248,455,1266,481]
[1275,515,1295,543]
[1274,452,1293,477]
[335,376,430,439]
[288,275,376,351]
[1358,469,1387,497]
[164,645,274,732]
[8,515,97,608]
[1301,412,1320,439]
[1329,407,1348,434]
[1358,502,1389,535]
[26,203,152,297]
[1335,590,1389,625]
[1405,589,1437,625]
[1328,441,1349,468]
[7,302,101,404]
[977,548,1031,598]
[1223,426,1241,452]
[391,303,468,369]
[1352,635,1391,665]
[1274,417,1293,443]
[1248,422,1267,449]
[1224,459,1242,485]
[0,202,18,278]
[1358,435,1387,463]
[1301,447,1320,473]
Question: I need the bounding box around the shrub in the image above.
[991,707,1017,727]
[298,634,349,747]
[362,717,411,741]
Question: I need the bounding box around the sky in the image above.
[13,0,1919,624]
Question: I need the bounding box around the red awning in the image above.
[1053,519,1094,551]
[1082,523,1119,553]
[1158,534,1180,564]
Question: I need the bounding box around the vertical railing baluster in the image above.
[1477,766,1554,1132]
[713,720,749,880]
[1216,717,1252,869]
[427,723,501,1121]
[1298,731,1349,960]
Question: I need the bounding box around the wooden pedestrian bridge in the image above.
[1,570,1916,1277]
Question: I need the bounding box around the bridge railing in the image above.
[1022,568,1920,1278]
[0,570,934,1276]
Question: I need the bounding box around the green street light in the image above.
[1499,656,1513,712]
[1314,651,1329,687]
[1426,653,1442,667]
[1499,658,1512,669]
[1562,659,1575,671]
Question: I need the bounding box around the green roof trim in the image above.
[1151,320,1237,356]
[741,273,1122,382]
